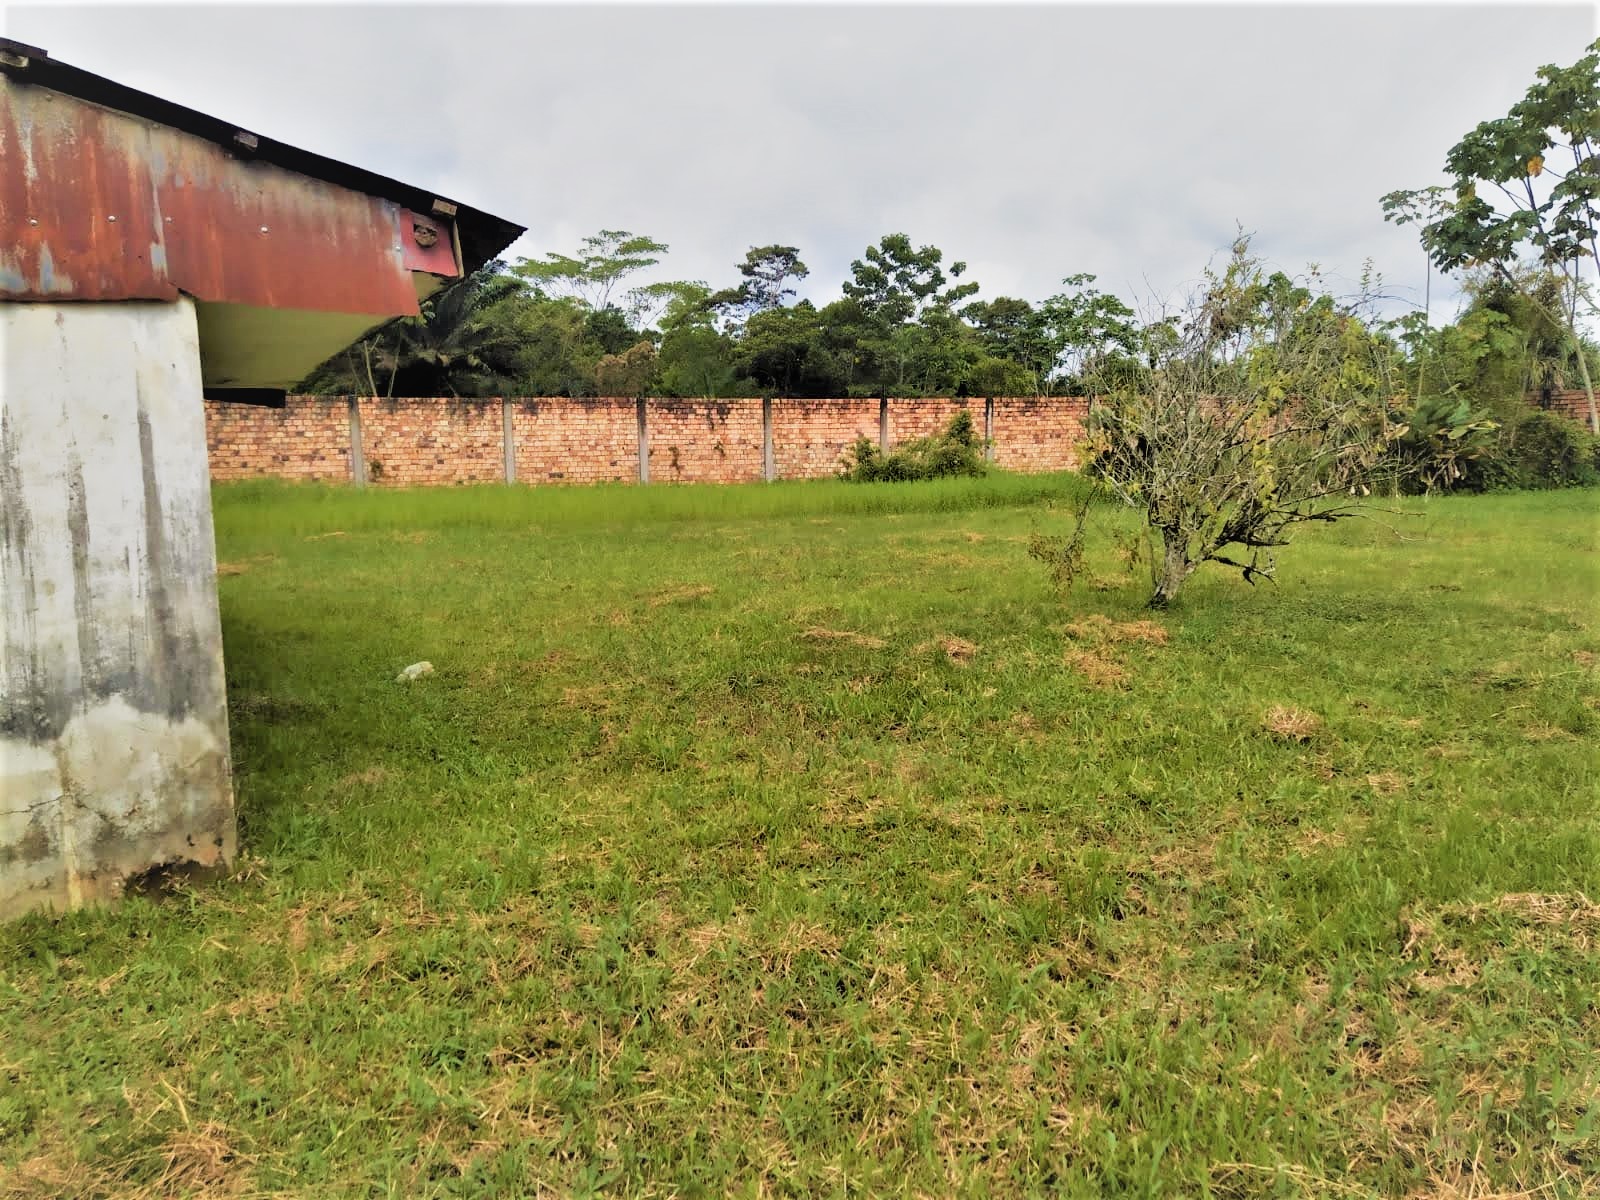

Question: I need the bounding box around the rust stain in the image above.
[0,83,174,300]
[1,77,423,316]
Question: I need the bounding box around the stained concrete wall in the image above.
[1,298,234,918]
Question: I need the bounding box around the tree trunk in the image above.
[1575,336,1598,435]
[1565,263,1598,435]
[1148,535,1191,608]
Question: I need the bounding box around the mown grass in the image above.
[2,476,1597,1198]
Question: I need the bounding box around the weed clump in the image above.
[841,410,986,482]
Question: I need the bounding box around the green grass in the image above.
[3,476,1598,1198]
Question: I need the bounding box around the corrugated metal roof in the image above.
[0,39,524,280]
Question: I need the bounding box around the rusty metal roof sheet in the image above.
[0,39,524,304]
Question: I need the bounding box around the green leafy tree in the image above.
[843,233,978,326]
[1038,274,1142,393]
[1382,39,1600,430]
[585,306,646,356]
[503,296,604,397]
[739,301,836,396]
[657,328,740,397]
[841,234,982,394]
[965,297,1054,393]
[594,341,658,397]
[815,297,878,396]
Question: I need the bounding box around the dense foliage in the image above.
[300,232,1146,401]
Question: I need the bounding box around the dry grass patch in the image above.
[153,1122,251,1198]
[1063,649,1127,688]
[1366,771,1407,797]
[1058,615,1168,687]
[215,554,276,577]
[941,636,978,665]
[3,1117,256,1200]
[1262,705,1322,742]
[1145,832,1226,882]
[336,765,392,789]
[648,583,716,607]
[801,627,887,649]
[1064,614,1170,646]
[1404,891,1599,959]
[1521,719,1578,742]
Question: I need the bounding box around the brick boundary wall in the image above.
[204,395,351,482]
[202,389,1596,489]
[204,395,1093,486]
[1538,389,1598,429]
[356,396,504,487]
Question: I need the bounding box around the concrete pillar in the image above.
[762,397,775,482]
[879,397,889,452]
[348,396,366,487]
[984,397,996,462]
[502,397,516,484]
[636,398,649,484]
[1,298,235,919]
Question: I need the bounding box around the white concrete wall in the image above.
[1,298,234,918]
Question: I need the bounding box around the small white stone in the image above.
[395,661,434,683]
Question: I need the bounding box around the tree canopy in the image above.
[1383,38,1600,430]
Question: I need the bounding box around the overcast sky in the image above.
[7,2,1595,325]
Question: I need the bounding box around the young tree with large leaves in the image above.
[1383,39,1600,431]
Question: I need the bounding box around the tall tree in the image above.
[1038,274,1143,393]
[710,245,811,328]
[965,297,1054,393]
[739,302,829,396]
[842,233,977,326]
[1382,39,1600,431]
[512,230,671,317]
[656,283,740,397]
[841,234,981,394]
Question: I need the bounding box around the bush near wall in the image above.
[840,410,986,482]
[1508,411,1600,489]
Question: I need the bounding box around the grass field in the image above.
[3,476,1598,1198]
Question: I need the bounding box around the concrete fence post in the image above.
[984,397,995,462]
[879,397,889,452]
[501,397,515,484]
[348,395,365,488]
[636,397,650,484]
[762,396,775,481]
